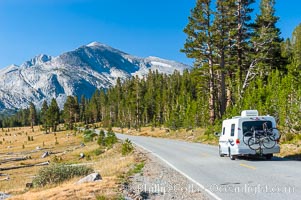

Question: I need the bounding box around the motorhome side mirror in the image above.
[214,132,221,137]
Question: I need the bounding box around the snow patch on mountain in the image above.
[87,41,109,48]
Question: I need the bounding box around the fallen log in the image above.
[0,173,9,176]
[0,161,50,171]
[0,157,29,164]
[35,161,50,166]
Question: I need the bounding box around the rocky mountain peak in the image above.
[0,42,191,111]
[21,54,52,68]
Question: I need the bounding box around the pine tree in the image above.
[291,23,301,77]
[63,96,77,130]
[182,0,216,124]
[283,24,301,133]
[237,0,255,74]
[48,98,60,132]
[74,97,80,123]
[213,0,237,115]
[21,108,30,126]
[89,90,101,123]
[281,38,293,62]
[28,102,37,129]
[40,100,49,133]
[115,77,123,126]
[248,0,283,81]
[79,95,86,123]
[233,0,255,98]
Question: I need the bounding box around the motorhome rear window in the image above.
[242,121,272,136]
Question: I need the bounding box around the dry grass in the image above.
[0,125,137,199]
[10,177,119,200]
[279,143,301,159]
[113,126,218,144]
[0,126,81,194]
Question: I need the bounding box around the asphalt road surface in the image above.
[116,133,301,200]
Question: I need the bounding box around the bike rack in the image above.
[243,127,279,154]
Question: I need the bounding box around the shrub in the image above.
[97,130,105,146]
[93,148,104,156]
[32,164,94,187]
[105,130,117,148]
[83,130,97,142]
[86,155,91,161]
[122,139,134,156]
[96,195,106,200]
[283,133,295,142]
[52,155,63,163]
[127,162,144,176]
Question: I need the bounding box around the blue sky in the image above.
[0,0,300,68]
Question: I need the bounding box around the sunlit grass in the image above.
[0,125,137,199]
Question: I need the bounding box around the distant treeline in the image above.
[0,69,204,130]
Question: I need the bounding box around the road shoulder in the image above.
[122,146,209,200]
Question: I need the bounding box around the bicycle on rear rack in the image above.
[244,123,280,153]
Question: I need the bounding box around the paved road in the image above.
[116,133,301,200]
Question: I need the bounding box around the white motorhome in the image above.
[217,110,280,160]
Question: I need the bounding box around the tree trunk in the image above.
[208,58,215,124]
[237,0,243,97]
[226,86,232,108]
[220,52,226,116]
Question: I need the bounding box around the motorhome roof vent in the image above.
[241,110,258,117]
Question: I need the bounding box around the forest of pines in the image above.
[1,0,301,136]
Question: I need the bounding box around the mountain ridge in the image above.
[0,42,191,111]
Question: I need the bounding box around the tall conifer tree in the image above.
[29,102,37,129]
[40,100,49,133]
[182,0,216,124]
[249,0,283,79]
[48,98,60,132]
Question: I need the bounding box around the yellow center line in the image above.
[239,163,256,170]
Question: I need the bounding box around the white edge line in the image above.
[130,140,222,200]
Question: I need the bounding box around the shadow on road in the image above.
[236,155,298,162]
[282,153,301,161]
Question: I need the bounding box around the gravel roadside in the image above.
[122,147,210,200]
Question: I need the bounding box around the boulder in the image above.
[79,153,85,159]
[75,173,102,184]
[0,192,11,199]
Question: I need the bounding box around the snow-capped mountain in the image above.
[0,42,191,111]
